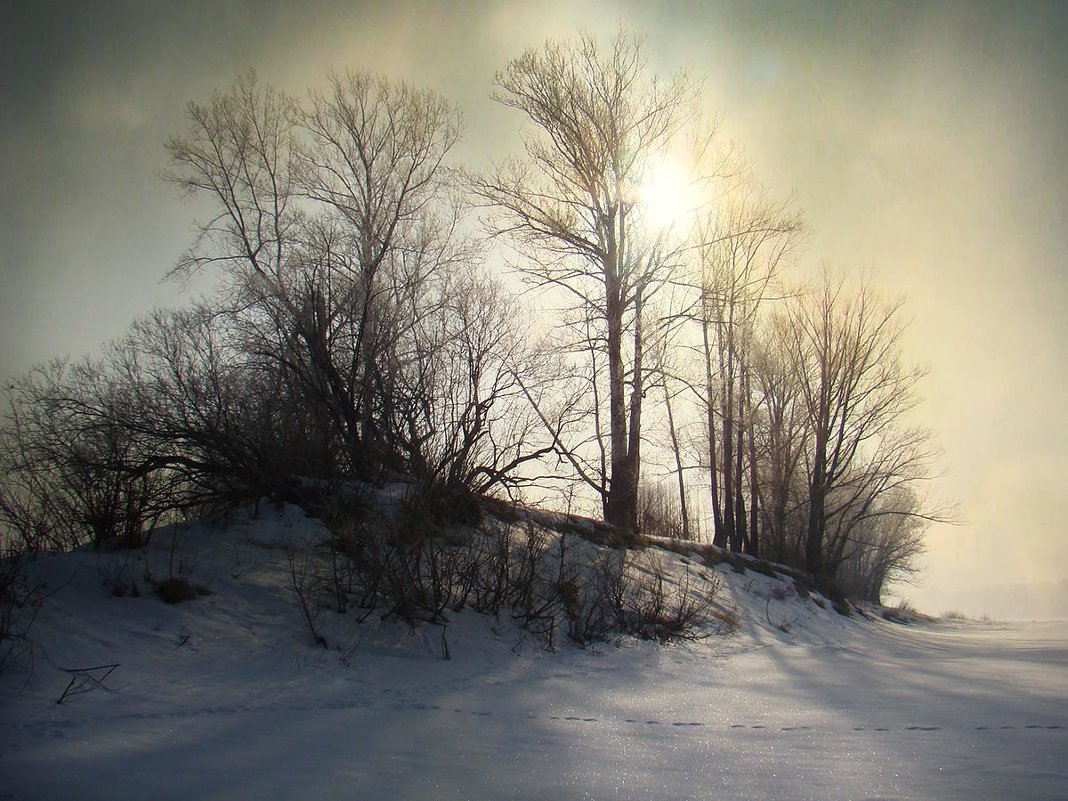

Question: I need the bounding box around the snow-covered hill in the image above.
[1,502,1065,800]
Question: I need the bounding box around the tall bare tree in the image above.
[693,181,802,553]
[166,70,467,479]
[296,70,465,473]
[749,321,810,563]
[163,68,553,511]
[474,30,695,531]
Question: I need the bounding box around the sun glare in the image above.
[639,155,701,233]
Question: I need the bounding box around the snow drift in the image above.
[1,500,1065,800]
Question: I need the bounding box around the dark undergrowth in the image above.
[285,489,732,653]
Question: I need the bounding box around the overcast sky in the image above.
[3,0,1067,618]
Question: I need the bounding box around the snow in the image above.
[2,504,1065,800]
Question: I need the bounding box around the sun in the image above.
[638,154,701,233]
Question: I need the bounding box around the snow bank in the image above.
[1,503,1065,800]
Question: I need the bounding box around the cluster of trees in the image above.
[0,31,947,601]
[472,31,948,597]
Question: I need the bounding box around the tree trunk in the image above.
[663,382,691,540]
[603,252,638,532]
[805,433,827,576]
[743,364,760,558]
[701,317,725,547]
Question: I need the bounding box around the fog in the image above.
[3,0,1066,618]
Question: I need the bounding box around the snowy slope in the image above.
[1,504,1065,800]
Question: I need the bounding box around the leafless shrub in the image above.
[620,552,721,643]
[293,488,726,653]
[286,541,328,648]
[881,597,925,624]
[637,482,688,540]
[0,360,170,553]
[152,576,211,605]
[554,544,623,645]
[0,556,45,674]
[764,596,796,634]
[712,606,741,632]
[98,554,142,598]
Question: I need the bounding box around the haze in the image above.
[3,0,1066,619]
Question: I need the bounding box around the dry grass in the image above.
[153,577,212,605]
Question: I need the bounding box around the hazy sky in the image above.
[3,0,1067,618]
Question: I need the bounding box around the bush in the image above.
[99,556,142,598]
[0,360,174,553]
[636,481,689,540]
[881,599,917,624]
[291,497,725,653]
[153,576,211,605]
[0,556,45,673]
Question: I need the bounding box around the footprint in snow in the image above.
[25,724,62,740]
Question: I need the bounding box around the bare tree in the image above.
[636,479,689,540]
[164,68,551,512]
[375,263,554,511]
[167,71,420,475]
[780,271,931,577]
[295,70,465,474]
[749,322,810,564]
[165,70,466,479]
[691,181,802,553]
[474,29,696,531]
[0,360,174,552]
[834,487,929,602]
[165,71,302,285]
[105,306,333,510]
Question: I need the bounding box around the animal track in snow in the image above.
[7,702,1066,739]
